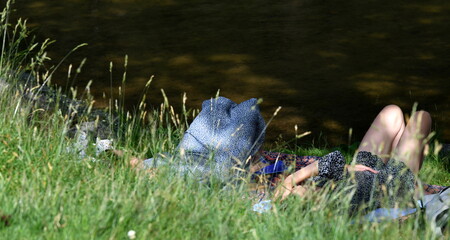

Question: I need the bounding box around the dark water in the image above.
[10,0,450,145]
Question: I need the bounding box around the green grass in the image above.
[1,2,449,239]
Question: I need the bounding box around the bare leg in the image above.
[358,105,406,163]
[392,110,431,174]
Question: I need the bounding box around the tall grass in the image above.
[0,2,449,239]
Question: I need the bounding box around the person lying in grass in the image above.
[273,105,433,210]
[123,98,446,211]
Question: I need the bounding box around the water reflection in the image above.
[11,0,450,145]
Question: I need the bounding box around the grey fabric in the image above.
[146,97,266,181]
[425,187,449,237]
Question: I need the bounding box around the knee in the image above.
[381,105,402,116]
[379,105,404,129]
[411,110,432,126]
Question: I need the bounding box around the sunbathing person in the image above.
[273,105,436,212]
[114,97,447,235]
[124,98,445,201]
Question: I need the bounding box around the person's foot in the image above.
[110,149,142,168]
[130,157,143,168]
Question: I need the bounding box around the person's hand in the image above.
[274,184,292,201]
[274,177,294,201]
[291,185,308,197]
[273,163,318,201]
[274,181,309,201]
[346,164,379,174]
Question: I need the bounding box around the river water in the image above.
[10,0,450,145]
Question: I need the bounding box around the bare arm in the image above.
[274,162,378,201]
[274,161,319,200]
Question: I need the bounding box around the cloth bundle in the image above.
[144,97,266,181]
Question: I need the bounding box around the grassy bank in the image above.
[1,3,449,239]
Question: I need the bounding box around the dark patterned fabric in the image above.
[423,184,447,194]
[314,151,346,186]
[316,151,416,211]
[261,151,320,170]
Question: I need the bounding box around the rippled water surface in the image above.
[11,0,450,145]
